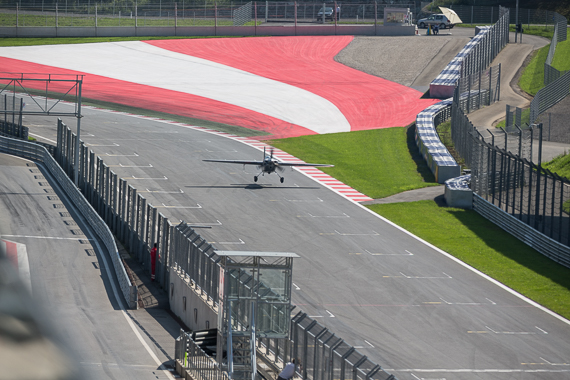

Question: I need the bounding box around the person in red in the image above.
[150,243,158,282]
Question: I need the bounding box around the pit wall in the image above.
[0,24,416,38]
[170,268,218,332]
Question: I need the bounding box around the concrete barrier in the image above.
[415,99,461,184]
[444,174,472,208]
[0,24,416,38]
[170,268,218,331]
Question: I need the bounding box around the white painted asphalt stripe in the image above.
[0,41,350,134]
[29,133,57,144]
[122,176,168,180]
[104,152,140,157]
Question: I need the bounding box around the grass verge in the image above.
[518,44,549,96]
[552,38,570,72]
[270,127,439,199]
[0,35,244,47]
[368,201,570,320]
[543,153,570,181]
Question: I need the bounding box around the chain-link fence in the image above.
[0,1,415,27]
[449,64,501,167]
[460,7,509,79]
[544,13,568,85]
[430,7,508,98]
[501,12,570,144]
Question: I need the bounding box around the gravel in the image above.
[334,36,449,86]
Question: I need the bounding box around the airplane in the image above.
[203,147,334,183]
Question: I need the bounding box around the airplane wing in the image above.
[276,162,334,167]
[203,159,264,166]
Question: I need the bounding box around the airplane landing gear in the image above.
[280,177,284,183]
[254,176,258,182]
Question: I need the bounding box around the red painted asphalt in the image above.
[1,36,437,138]
[147,36,438,133]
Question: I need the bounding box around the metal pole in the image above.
[250,302,256,380]
[74,78,82,186]
[534,123,543,229]
[228,302,233,378]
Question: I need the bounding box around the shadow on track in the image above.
[185,184,321,190]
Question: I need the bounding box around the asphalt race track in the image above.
[3,32,570,379]
[0,153,179,380]
[20,95,570,380]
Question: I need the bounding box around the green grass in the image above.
[518,44,550,96]
[0,12,259,27]
[552,38,570,72]
[368,201,570,319]
[543,153,570,180]
[495,107,531,129]
[270,127,439,199]
[517,27,570,96]
[0,35,247,47]
[509,24,555,39]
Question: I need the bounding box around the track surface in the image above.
[21,95,570,379]
[3,32,570,380]
[0,153,179,379]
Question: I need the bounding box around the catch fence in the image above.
[449,64,501,167]
[502,12,569,144]
[450,82,570,256]
[459,7,509,79]
[544,13,568,86]
[469,120,570,254]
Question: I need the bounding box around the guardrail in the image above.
[0,133,137,308]
[473,194,570,268]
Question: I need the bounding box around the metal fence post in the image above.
[138,195,147,262]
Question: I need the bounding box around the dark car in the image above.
[317,7,334,21]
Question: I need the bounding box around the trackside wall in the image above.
[0,24,416,37]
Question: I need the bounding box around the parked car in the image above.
[317,7,334,21]
[417,14,455,29]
